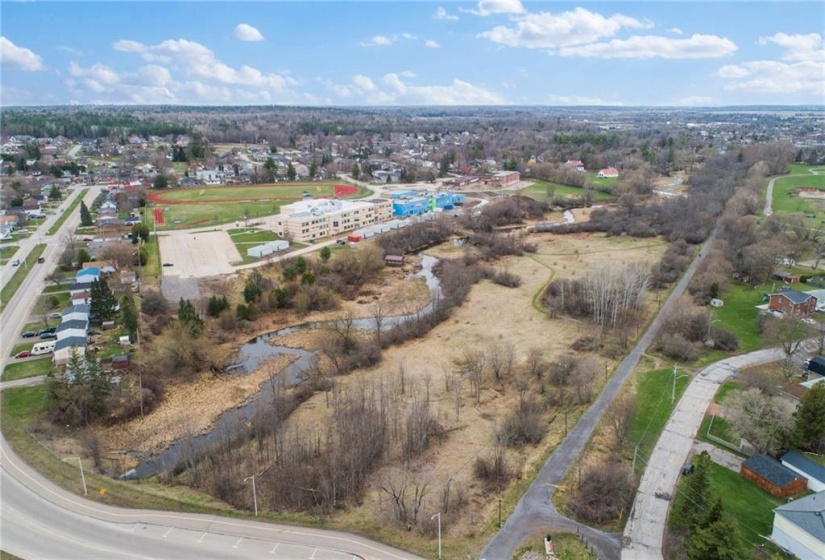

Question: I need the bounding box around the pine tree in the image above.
[79,200,93,226]
[687,504,748,560]
[676,451,712,529]
[121,295,138,343]
[287,162,296,181]
[793,381,825,451]
[90,277,117,325]
[178,298,204,336]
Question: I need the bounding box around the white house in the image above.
[781,451,825,492]
[61,304,90,323]
[597,167,619,178]
[770,490,825,560]
[52,336,87,366]
[56,319,88,342]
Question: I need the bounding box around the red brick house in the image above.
[768,290,817,315]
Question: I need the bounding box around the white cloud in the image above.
[758,32,824,61]
[0,36,45,71]
[360,35,395,47]
[676,95,714,106]
[235,23,265,42]
[425,40,441,49]
[433,7,458,21]
[326,73,505,105]
[464,0,524,17]
[56,45,85,57]
[717,60,824,94]
[111,38,296,91]
[547,94,624,106]
[668,27,684,35]
[558,34,737,59]
[478,7,652,49]
[717,32,824,95]
[399,70,416,78]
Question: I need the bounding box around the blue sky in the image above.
[2,1,823,106]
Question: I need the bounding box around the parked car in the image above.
[21,331,37,338]
[38,327,57,335]
[336,239,347,245]
[162,262,174,267]
[14,351,31,359]
[682,463,695,476]
[37,257,45,264]
[11,259,20,266]
[48,312,62,320]
[39,332,57,340]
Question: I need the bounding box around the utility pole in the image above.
[244,475,258,516]
[431,512,441,558]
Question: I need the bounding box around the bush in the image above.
[473,444,510,489]
[492,270,522,288]
[569,460,634,525]
[710,327,739,351]
[497,400,547,447]
[141,289,168,316]
[657,332,699,362]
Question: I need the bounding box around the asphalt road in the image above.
[0,184,426,560]
[480,239,711,560]
[622,347,785,559]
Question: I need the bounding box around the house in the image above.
[52,336,87,366]
[56,319,89,342]
[740,454,808,497]
[565,159,585,172]
[770,490,825,560]
[384,254,405,267]
[768,290,818,315]
[804,356,825,381]
[71,291,91,306]
[781,451,825,492]
[61,304,90,322]
[774,271,800,284]
[597,167,619,178]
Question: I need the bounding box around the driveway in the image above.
[622,348,783,560]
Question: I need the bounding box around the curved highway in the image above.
[0,185,425,560]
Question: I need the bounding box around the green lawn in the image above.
[149,200,284,230]
[713,380,743,404]
[0,244,46,314]
[698,415,741,449]
[43,284,70,294]
[142,236,160,278]
[47,188,89,236]
[39,292,70,310]
[153,183,338,203]
[628,367,691,467]
[518,179,614,202]
[711,282,767,352]
[2,357,52,382]
[0,245,19,264]
[227,228,283,263]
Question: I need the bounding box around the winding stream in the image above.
[123,255,441,479]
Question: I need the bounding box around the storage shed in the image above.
[247,240,289,258]
[781,451,825,492]
[741,453,808,497]
[384,254,405,267]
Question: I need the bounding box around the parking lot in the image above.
[158,231,241,278]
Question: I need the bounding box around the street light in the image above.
[63,457,87,495]
[244,474,258,516]
[672,364,689,405]
[431,512,441,559]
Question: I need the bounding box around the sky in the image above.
[1,1,823,107]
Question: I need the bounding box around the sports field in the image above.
[146,183,360,230]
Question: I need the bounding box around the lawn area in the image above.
[38,292,70,311]
[698,415,741,451]
[228,228,282,262]
[628,367,691,465]
[0,245,19,264]
[43,283,70,294]
[151,183,338,203]
[711,282,766,352]
[2,357,52,382]
[585,172,620,190]
[0,244,46,314]
[149,200,283,229]
[141,236,161,279]
[713,380,743,404]
[518,179,614,202]
[47,188,89,236]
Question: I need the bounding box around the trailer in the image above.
[32,340,56,355]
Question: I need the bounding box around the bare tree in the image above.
[525,347,545,379]
[762,315,814,379]
[727,388,794,455]
[462,349,486,404]
[604,393,635,449]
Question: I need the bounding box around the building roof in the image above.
[774,490,825,543]
[54,336,87,352]
[56,319,88,333]
[772,290,816,305]
[743,453,806,487]
[782,451,825,483]
[61,304,90,316]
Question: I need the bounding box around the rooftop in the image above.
[774,490,825,543]
[782,451,825,483]
[772,290,816,305]
[743,453,806,487]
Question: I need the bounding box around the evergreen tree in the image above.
[121,295,138,343]
[351,163,360,180]
[49,184,62,201]
[178,297,204,336]
[153,174,168,189]
[319,246,331,262]
[131,223,150,244]
[76,248,91,268]
[46,349,110,427]
[676,451,712,528]
[206,295,229,317]
[287,162,296,181]
[687,505,748,560]
[793,381,825,451]
[89,277,118,325]
[79,200,93,226]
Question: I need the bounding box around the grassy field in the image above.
[0,244,46,314]
[47,188,89,236]
[0,245,19,264]
[151,183,338,203]
[713,380,743,404]
[710,282,767,352]
[142,236,161,279]
[628,367,691,467]
[227,228,282,262]
[519,179,614,202]
[1,357,52,382]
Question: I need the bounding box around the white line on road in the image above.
[197,532,207,543]
[309,547,317,559]
[233,537,243,548]
[270,543,280,554]
[163,527,173,538]
[130,524,140,533]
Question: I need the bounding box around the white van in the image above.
[31,340,56,355]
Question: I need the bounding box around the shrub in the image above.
[141,289,168,316]
[710,327,739,351]
[657,332,699,362]
[473,444,510,489]
[492,270,522,288]
[497,400,547,447]
[569,460,634,525]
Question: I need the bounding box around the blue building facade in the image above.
[392,193,466,217]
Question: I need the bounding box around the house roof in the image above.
[54,336,87,352]
[112,354,129,364]
[782,451,825,483]
[743,453,806,487]
[61,304,90,316]
[772,290,816,305]
[774,490,825,543]
[56,319,88,333]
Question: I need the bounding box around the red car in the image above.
[15,351,31,359]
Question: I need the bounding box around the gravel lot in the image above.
[158,230,241,278]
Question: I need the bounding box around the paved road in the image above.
[0,184,425,560]
[480,237,711,560]
[764,175,777,217]
[621,348,784,560]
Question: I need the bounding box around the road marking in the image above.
[270,543,280,554]
[163,527,173,538]
[130,524,140,533]
[233,537,243,548]
[197,531,207,543]
[309,547,317,559]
